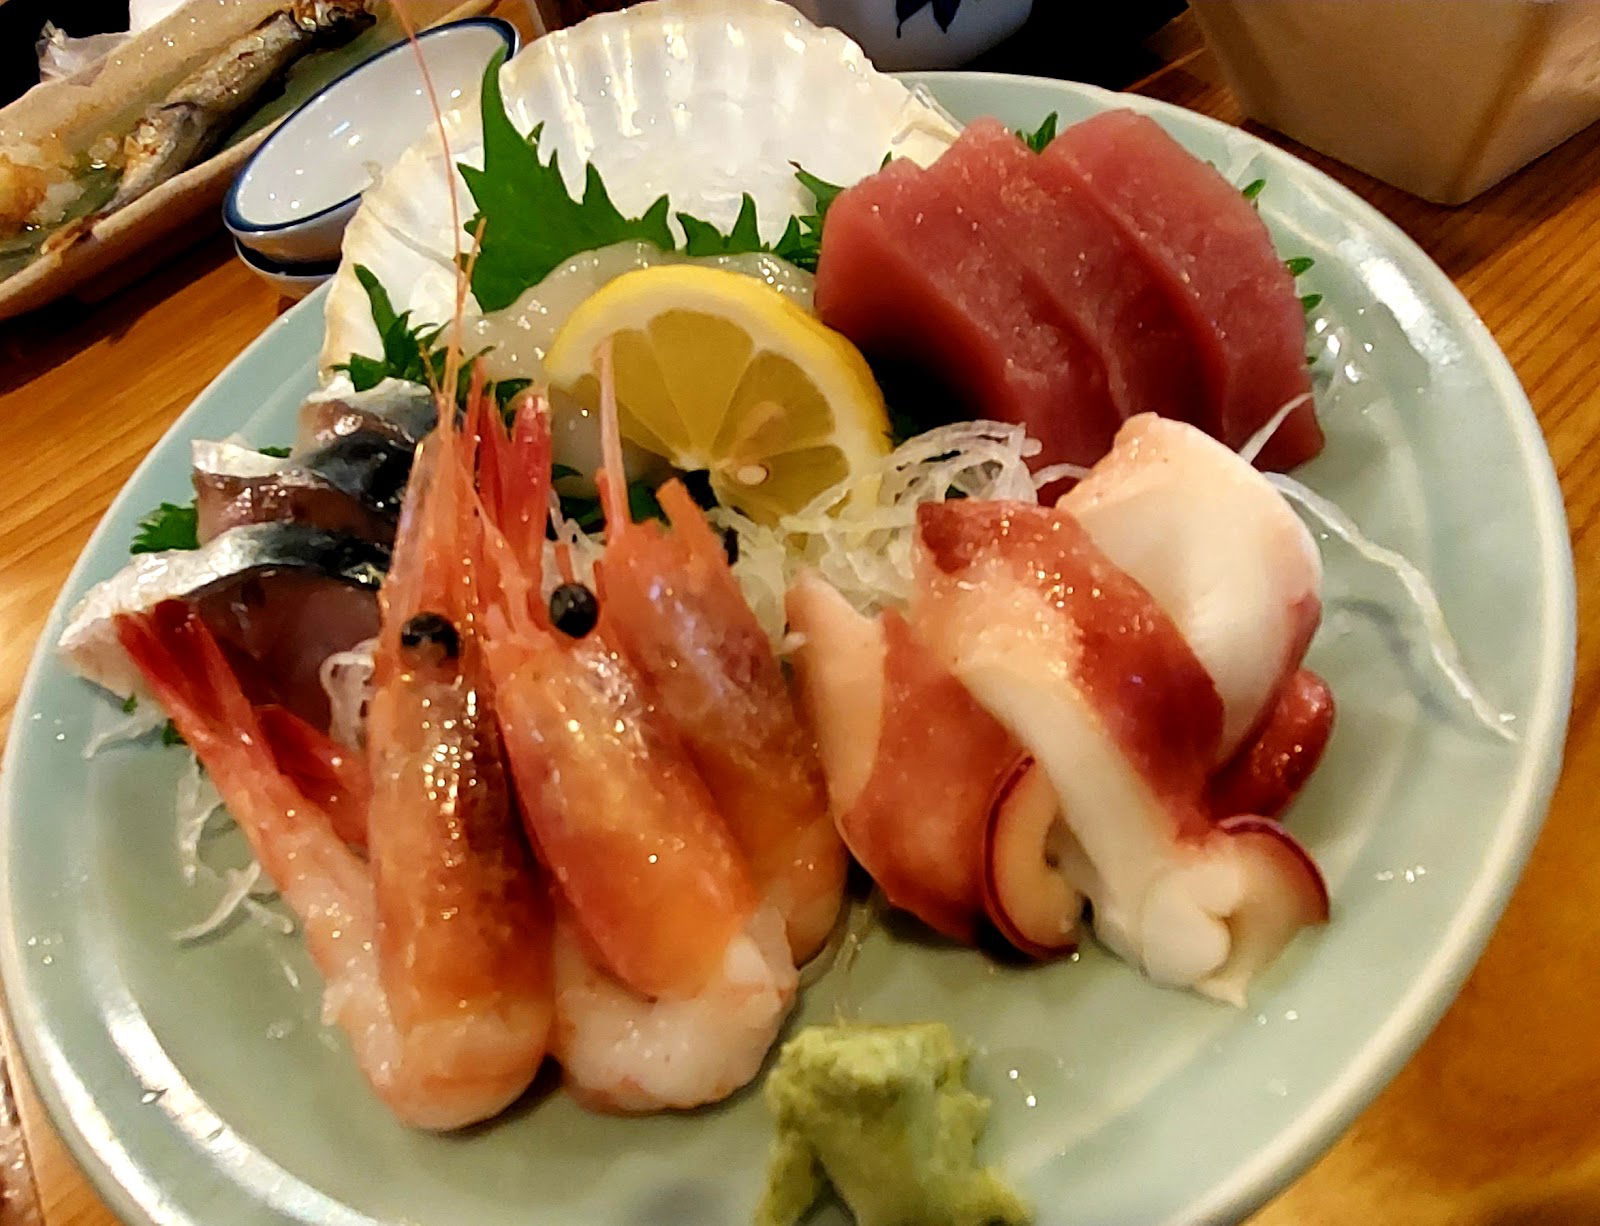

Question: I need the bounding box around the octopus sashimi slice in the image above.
[1058,413,1323,761]
[914,500,1327,1004]
[787,576,1018,943]
[1208,669,1336,822]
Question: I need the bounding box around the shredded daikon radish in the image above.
[1238,392,1313,465]
[175,752,224,884]
[716,422,1043,643]
[82,699,164,758]
[320,638,378,750]
[1268,472,1515,742]
[173,864,265,942]
[172,862,292,942]
[171,750,293,940]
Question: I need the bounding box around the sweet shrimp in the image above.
[116,400,552,1131]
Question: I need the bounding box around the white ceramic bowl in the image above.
[225,18,518,265]
[233,239,339,301]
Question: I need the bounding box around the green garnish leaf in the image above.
[1241,178,1267,202]
[161,720,186,748]
[257,445,292,458]
[1284,256,1315,277]
[627,480,664,524]
[336,263,526,409]
[677,194,767,257]
[121,694,138,714]
[460,51,675,312]
[1019,113,1059,153]
[793,167,846,215]
[131,502,198,554]
[1301,293,1324,313]
[557,474,669,532]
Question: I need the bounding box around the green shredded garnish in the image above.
[1241,178,1267,202]
[256,445,292,459]
[1284,255,1315,277]
[1300,293,1323,314]
[121,694,138,714]
[1018,112,1059,153]
[130,502,198,555]
[161,720,185,748]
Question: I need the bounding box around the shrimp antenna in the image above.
[596,338,630,534]
[392,0,474,402]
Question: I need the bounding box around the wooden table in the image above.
[0,22,1596,1226]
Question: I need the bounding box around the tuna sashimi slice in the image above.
[815,149,1118,470]
[950,120,1216,441]
[1046,111,1321,468]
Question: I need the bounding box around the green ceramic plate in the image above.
[0,74,1573,1226]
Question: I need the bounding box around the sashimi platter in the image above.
[0,1,1573,1224]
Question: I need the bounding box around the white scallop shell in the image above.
[317,0,961,380]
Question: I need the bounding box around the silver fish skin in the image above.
[101,0,375,216]
[191,436,409,545]
[59,521,388,705]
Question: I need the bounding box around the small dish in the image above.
[233,239,339,301]
[225,17,517,265]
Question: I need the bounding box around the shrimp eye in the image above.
[549,582,599,639]
[400,612,460,661]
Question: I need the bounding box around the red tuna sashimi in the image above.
[1046,111,1321,468]
[952,119,1215,440]
[815,146,1119,469]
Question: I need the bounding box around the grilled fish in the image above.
[66,0,375,234]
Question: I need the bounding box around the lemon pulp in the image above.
[543,265,890,523]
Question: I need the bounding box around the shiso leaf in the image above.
[460,50,675,312]
[130,502,198,554]
[1018,112,1059,153]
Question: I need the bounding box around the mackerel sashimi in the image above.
[816,110,1321,471]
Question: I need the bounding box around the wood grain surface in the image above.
[0,29,1593,1226]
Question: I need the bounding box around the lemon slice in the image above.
[543,265,891,523]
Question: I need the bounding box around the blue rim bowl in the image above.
[225,17,517,264]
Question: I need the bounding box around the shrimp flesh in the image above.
[549,904,796,1113]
